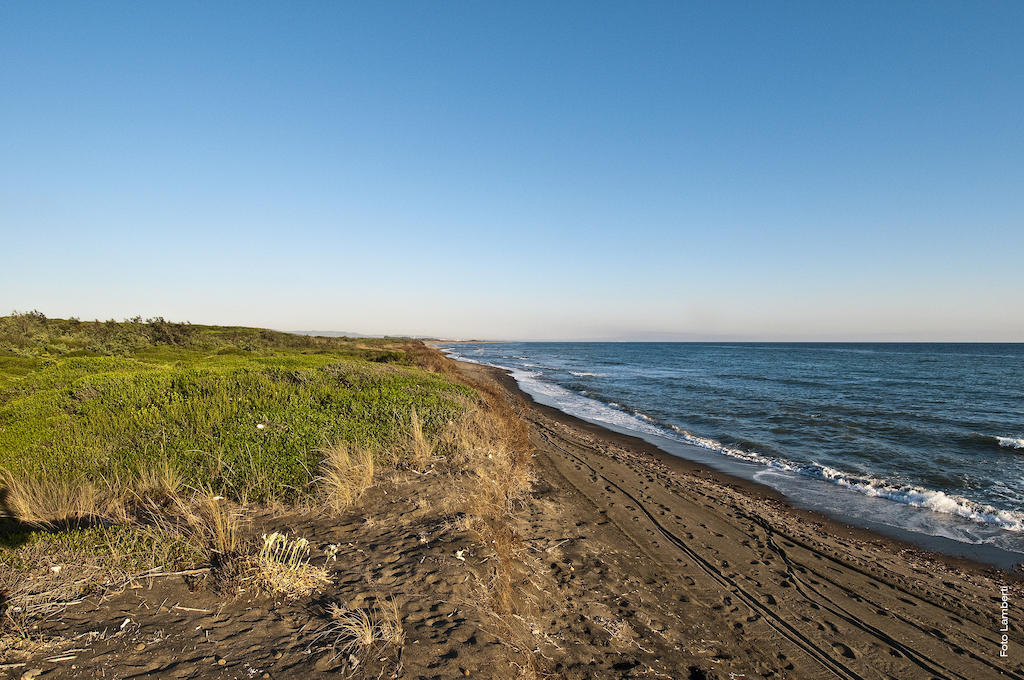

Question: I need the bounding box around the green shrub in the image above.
[0,316,473,504]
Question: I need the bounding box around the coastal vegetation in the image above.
[0,312,540,675]
[2,313,1020,679]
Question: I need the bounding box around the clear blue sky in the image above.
[2,1,1021,340]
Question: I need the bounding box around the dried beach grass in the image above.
[170,488,244,558]
[321,596,404,654]
[317,442,375,513]
[432,367,551,673]
[0,470,126,526]
[408,407,433,470]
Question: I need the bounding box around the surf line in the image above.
[1000,585,1011,657]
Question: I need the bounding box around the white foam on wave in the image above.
[569,371,607,377]
[790,464,1024,532]
[441,347,1024,534]
[438,347,480,364]
[997,436,1024,450]
[508,368,671,438]
[670,427,1024,532]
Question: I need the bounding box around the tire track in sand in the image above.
[535,421,1002,680]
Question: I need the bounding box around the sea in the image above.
[439,342,1024,568]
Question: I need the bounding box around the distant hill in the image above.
[288,330,371,338]
[289,330,452,341]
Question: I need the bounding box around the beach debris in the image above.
[454,549,466,561]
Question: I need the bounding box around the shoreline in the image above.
[443,346,1023,573]
[446,354,1024,677]
[470,357,1021,579]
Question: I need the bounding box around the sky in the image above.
[2,1,1022,341]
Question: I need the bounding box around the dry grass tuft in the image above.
[445,402,534,576]
[171,489,244,559]
[317,442,375,512]
[0,471,126,526]
[249,532,330,599]
[408,407,434,470]
[131,459,184,505]
[320,596,404,655]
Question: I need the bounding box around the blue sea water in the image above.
[440,342,1024,566]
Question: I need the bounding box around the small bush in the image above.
[250,532,329,599]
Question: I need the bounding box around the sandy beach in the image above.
[453,357,1024,679]
[6,346,1023,679]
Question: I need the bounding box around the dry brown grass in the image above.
[400,358,546,675]
[129,458,184,505]
[318,596,404,656]
[401,342,455,374]
[170,488,244,559]
[1,458,189,529]
[444,400,534,552]
[420,346,554,674]
[0,471,127,526]
[408,407,434,470]
[317,442,375,513]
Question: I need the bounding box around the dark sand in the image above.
[458,359,1024,679]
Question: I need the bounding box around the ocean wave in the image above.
[445,349,1024,534]
[666,427,1024,532]
[438,348,480,364]
[799,465,1024,532]
[531,376,1024,531]
[965,433,1024,451]
[569,371,606,377]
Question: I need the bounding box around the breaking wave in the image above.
[659,421,1024,532]
[441,345,1024,534]
[657,426,1024,531]
[438,345,1024,535]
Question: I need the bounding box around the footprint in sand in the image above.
[832,641,856,659]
